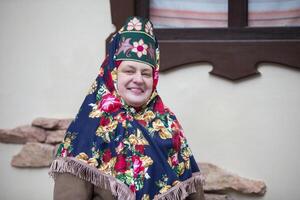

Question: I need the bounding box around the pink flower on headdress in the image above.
[115,38,133,56]
[132,39,148,58]
[145,21,153,35]
[127,17,142,31]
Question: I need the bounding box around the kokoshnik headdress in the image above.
[50,16,203,200]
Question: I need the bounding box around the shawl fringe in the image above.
[49,157,204,200]
[155,172,205,200]
[49,157,135,200]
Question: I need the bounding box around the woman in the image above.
[50,16,204,200]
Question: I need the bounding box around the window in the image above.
[110,0,300,80]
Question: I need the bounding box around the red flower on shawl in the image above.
[129,184,136,193]
[115,112,128,122]
[105,71,115,92]
[132,155,144,178]
[61,148,70,157]
[99,93,122,113]
[114,154,127,173]
[172,132,182,152]
[154,97,165,114]
[135,144,145,154]
[102,149,112,163]
[98,56,108,77]
[171,121,182,131]
[170,153,179,166]
[98,68,104,77]
[137,120,147,127]
[100,117,110,126]
[153,68,159,89]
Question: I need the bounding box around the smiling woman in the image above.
[117,61,154,108]
[49,16,204,200]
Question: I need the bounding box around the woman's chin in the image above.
[125,98,146,108]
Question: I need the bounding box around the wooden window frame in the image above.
[109,0,300,80]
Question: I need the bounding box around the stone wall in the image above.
[0,117,267,200]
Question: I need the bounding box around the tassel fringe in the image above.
[49,157,135,200]
[49,157,204,200]
[155,172,205,200]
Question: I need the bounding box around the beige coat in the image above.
[53,173,205,200]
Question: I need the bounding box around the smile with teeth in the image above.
[128,87,144,94]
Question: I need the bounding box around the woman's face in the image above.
[117,60,153,108]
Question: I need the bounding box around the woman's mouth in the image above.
[128,87,144,94]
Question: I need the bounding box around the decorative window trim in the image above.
[109,0,300,80]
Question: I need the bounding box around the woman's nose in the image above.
[133,73,143,83]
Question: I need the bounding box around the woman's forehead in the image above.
[119,60,152,71]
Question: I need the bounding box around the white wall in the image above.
[0,1,113,200]
[1,1,300,200]
[158,64,300,200]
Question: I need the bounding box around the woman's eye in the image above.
[125,70,134,74]
[142,73,152,78]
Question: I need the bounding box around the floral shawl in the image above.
[49,16,203,200]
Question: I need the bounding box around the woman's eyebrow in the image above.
[141,67,152,71]
[142,69,152,73]
[125,65,151,72]
[127,65,135,69]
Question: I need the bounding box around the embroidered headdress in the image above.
[114,16,158,68]
[50,16,203,200]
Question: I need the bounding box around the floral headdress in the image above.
[114,16,158,69]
